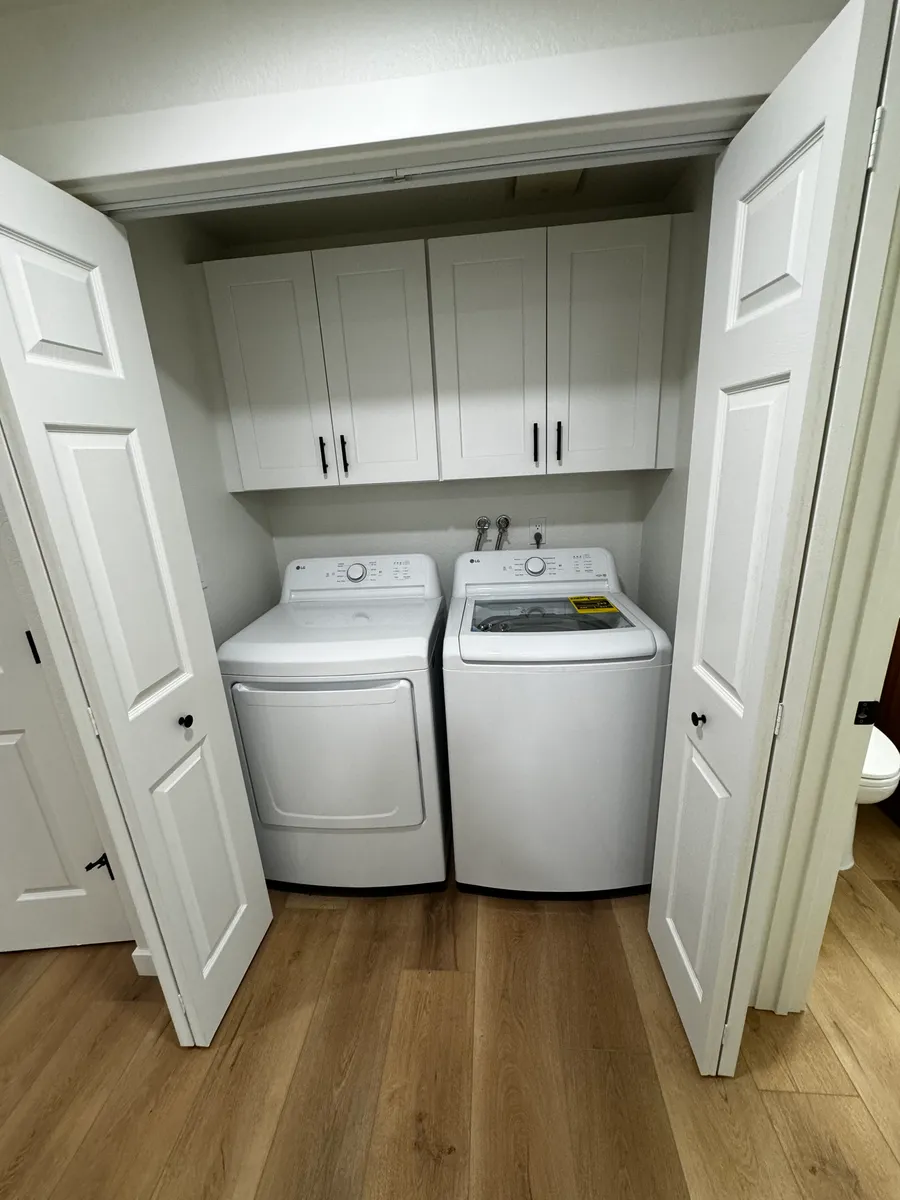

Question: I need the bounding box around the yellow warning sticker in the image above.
[569,595,619,614]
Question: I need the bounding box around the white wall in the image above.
[266,473,666,598]
[0,0,842,131]
[129,218,281,644]
[638,160,715,638]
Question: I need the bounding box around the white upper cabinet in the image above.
[205,254,337,490]
[547,217,670,473]
[205,219,672,490]
[313,241,439,486]
[429,228,547,479]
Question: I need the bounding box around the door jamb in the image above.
[0,417,195,1045]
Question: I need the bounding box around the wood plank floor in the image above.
[4,809,900,1199]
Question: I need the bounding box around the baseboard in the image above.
[132,946,157,977]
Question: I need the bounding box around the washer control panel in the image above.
[281,554,441,601]
[453,548,618,594]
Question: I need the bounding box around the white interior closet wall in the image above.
[637,160,715,637]
[266,471,665,597]
[129,218,281,643]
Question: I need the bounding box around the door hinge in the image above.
[87,706,100,737]
[868,105,886,171]
[177,993,187,1016]
[854,699,879,725]
[774,702,784,738]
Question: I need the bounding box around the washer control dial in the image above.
[346,562,367,582]
[524,556,546,576]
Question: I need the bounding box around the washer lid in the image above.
[862,726,900,782]
[218,597,442,676]
[457,591,658,664]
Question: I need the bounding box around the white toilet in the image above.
[842,726,900,870]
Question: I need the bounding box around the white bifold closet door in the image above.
[0,152,271,1046]
[648,0,890,1075]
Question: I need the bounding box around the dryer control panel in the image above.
[281,554,441,601]
[452,548,619,595]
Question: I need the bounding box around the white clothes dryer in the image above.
[443,548,671,893]
[218,554,447,888]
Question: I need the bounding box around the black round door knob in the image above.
[178,714,194,729]
[691,711,707,727]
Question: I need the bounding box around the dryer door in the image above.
[232,679,424,829]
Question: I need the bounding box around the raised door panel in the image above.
[205,254,336,490]
[0,513,129,951]
[657,735,732,1007]
[0,732,75,897]
[547,217,670,473]
[0,724,128,950]
[313,240,438,485]
[429,228,547,479]
[46,427,192,726]
[0,153,271,1044]
[694,379,789,718]
[152,740,247,979]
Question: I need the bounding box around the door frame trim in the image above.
[0,417,194,1045]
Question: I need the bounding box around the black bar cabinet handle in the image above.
[556,420,563,464]
[318,436,328,476]
[340,434,350,476]
[533,422,539,465]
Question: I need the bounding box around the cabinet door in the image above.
[429,228,547,479]
[547,217,670,473]
[205,254,336,490]
[313,241,438,485]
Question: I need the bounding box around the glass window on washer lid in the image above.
[471,597,634,634]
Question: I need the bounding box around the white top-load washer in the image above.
[443,548,671,893]
[218,554,447,889]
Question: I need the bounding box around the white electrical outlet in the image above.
[528,519,546,547]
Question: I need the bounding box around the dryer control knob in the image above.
[346,562,367,582]
[524,556,546,576]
